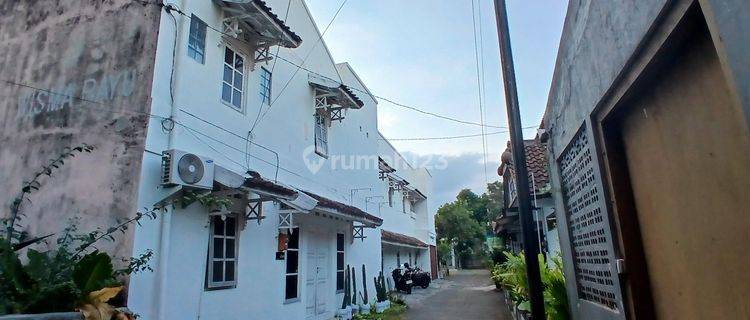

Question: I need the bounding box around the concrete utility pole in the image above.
[492,0,546,318]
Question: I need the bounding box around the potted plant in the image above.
[350,266,359,315]
[359,265,370,315]
[337,264,352,319]
[374,271,389,312]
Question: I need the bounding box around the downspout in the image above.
[156,2,186,319]
[531,172,543,255]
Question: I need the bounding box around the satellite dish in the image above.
[178,153,205,184]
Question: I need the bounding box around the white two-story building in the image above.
[125,0,436,319]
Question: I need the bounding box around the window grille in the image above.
[259,67,272,105]
[336,233,345,291]
[188,15,206,64]
[559,124,623,313]
[222,47,244,110]
[207,214,238,289]
[285,227,300,300]
[315,113,328,156]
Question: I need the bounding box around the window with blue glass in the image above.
[259,67,272,105]
[187,15,206,64]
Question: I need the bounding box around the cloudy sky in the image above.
[305,0,568,208]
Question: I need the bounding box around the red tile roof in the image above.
[381,230,428,248]
[243,171,297,197]
[301,190,383,226]
[498,139,550,194]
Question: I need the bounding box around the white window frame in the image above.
[259,67,272,105]
[221,46,245,111]
[314,113,329,157]
[285,227,300,302]
[207,213,239,289]
[187,14,207,64]
[336,233,345,292]
[388,188,394,208]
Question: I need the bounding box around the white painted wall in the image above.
[128,0,434,318]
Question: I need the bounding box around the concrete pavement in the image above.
[401,269,513,320]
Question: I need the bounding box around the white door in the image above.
[305,233,330,320]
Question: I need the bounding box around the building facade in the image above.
[1,1,435,319]
[544,0,750,319]
[493,138,559,267]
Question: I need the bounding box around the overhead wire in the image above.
[1,79,375,205]
[384,126,537,141]
[471,0,490,187]
[247,0,293,169]
[250,0,349,133]
[161,5,508,130]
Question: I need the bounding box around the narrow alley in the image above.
[403,270,512,320]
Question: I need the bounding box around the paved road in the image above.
[402,269,513,320]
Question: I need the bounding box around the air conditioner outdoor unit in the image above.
[161,149,215,189]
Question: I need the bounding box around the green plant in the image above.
[374,271,387,303]
[387,292,406,306]
[0,144,156,316]
[351,265,357,305]
[3,144,95,244]
[493,251,570,320]
[341,264,351,309]
[360,265,369,305]
[541,255,569,320]
[497,251,529,307]
[353,302,406,320]
[177,191,233,211]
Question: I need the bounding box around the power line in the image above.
[1,79,372,204]
[471,0,490,187]
[162,5,508,130]
[251,0,349,132]
[384,126,537,141]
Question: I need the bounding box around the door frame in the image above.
[305,231,332,320]
[587,0,744,318]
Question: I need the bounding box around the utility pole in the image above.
[492,0,546,318]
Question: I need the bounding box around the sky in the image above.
[305,0,568,209]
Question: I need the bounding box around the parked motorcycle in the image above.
[391,266,413,294]
[410,267,431,289]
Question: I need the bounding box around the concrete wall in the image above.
[545,0,750,319]
[0,1,160,260]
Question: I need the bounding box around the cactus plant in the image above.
[374,271,387,302]
[342,264,351,309]
[351,265,357,305]
[362,264,369,304]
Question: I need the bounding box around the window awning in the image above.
[213,0,302,48]
[309,74,364,110]
[300,190,382,227]
[213,167,381,227]
[381,230,428,248]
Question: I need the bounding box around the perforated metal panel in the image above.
[559,124,625,317]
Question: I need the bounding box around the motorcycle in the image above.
[391,266,413,294]
[410,267,431,289]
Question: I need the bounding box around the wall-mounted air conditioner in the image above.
[161,149,215,189]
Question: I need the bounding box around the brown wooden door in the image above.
[429,245,438,279]
[609,18,750,319]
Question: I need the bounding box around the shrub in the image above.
[492,251,570,320]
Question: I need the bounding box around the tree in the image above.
[435,202,484,267]
[484,181,504,220]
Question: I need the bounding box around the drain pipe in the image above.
[156,2,186,319]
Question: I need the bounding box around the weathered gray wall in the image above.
[545,0,750,319]
[545,0,668,158]
[0,1,161,260]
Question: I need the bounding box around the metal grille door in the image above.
[559,124,626,319]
